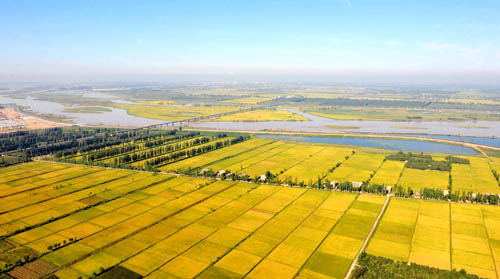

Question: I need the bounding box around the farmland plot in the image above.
[278,146,353,185]
[398,168,449,190]
[0,162,392,279]
[468,157,500,194]
[369,160,405,186]
[326,152,385,183]
[159,138,274,172]
[367,198,500,279]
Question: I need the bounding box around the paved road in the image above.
[344,194,392,279]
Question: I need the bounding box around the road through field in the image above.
[344,194,391,279]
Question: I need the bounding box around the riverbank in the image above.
[185,126,500,157]
[0,107,69,133]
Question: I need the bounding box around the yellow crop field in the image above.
[222,97,273,104]
[367,198,500,279]
[238,144,324,178]
[115,104,238,121]
[158,137,274,172]
[203,141,289,172]
[451,164,473,192]
[398,168,449,190]
[297,194,385,279]
[278,146,353,184]
[212,109,308,121]
[468,157,500,194]
[370,160,405,186]
[0,161,396,279]
[451,203,498,279]
[137,100,176,104]
[327,152,385,183]
[2,160,498,279]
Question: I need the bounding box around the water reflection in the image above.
[258,134,477,155]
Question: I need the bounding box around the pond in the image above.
[257,134,478,155]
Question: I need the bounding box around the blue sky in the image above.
[1,0,500,82]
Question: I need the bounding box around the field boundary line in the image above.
[275,146,328,182]
[192,188,311,279]
[195,139,279,171]
[406,199,421,262]
[119,183,267,277]
[142,185,298,278]
[46,181,239,276]
[344,194,391,279]
[318,150,353,181]
[219,142,297,174]
[480,207,499,279]
[0,175,175,245]
[0,168,103,199]
[294,193,360,278]
[356,195,393,257]
[394,164,406,186]
[258,146,327,184]
[366,157,387,185]
[0,171,132,216]
[241,191,331,278]
[449,202,453,270]
[0,164,72,186]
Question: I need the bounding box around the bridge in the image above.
[139,106,262,130]
[0,106,264,157]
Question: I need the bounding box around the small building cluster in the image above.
[0,119,27,130]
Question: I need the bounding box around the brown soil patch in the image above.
[0,108,69,133]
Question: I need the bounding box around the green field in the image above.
[366,198,500,279]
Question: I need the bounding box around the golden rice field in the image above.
[398,168,450,190]
[211,109,308,122]
[222,97,273,104]
[326,152,385,183]
[366,198,500,279]
[155,137,500,194]
[115,104,239,121]
[369,160,405,186]
[162,138,359,185]
[0,162,386,279]
[451,157,500,194]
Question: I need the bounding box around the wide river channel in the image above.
[1,94,498,151]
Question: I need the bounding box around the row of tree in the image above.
[67,132,201,162]
[351,253,479,279]
[386,151,471,172]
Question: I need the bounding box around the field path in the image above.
[344,194,392,279]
